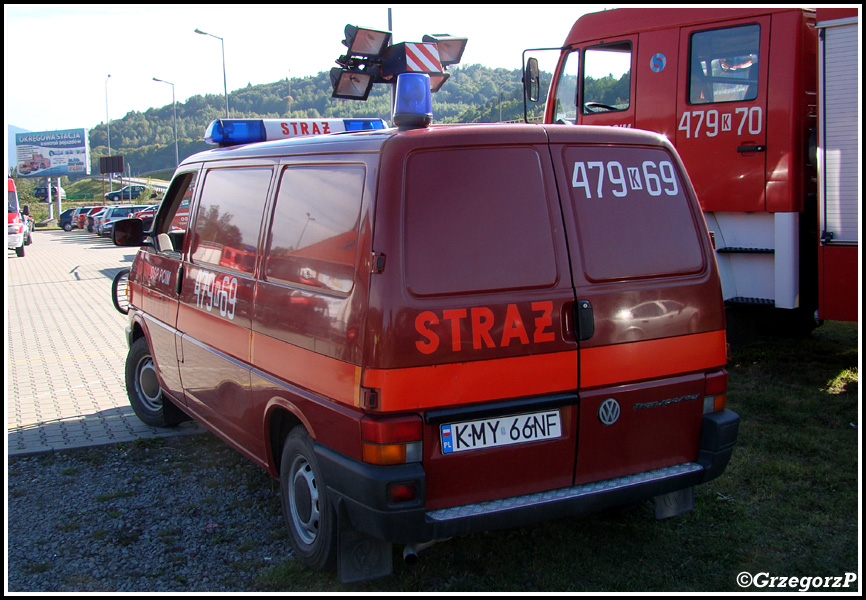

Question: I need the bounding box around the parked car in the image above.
[104,185,154,202]
[58,208,77,231]
[88,207,108,233]
[8,178,26,257]
[131,204,158,231]
[100,205,139,238]
[71,206,93,230]
[34,186,67,202]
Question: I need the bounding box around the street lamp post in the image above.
[194,28,229,118]
[105,74,113,192]
[153,77,179,167]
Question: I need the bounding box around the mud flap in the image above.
[337,523,393,584]
[654,486,695,519]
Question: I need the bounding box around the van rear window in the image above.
[561,146,705,281]
[404,147,558,296]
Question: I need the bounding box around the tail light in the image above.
[361,414,422,465]
[703,369,728,413]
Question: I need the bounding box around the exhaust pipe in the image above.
[403,539,447,565]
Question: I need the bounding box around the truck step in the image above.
[725,297,775,307]
[716,247,774,254]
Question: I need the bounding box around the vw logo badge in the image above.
[598,398,621,425]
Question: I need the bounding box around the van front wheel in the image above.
[125,337,187,427]
[280,427,338,572]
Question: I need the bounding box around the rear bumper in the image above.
[318,409,740,544]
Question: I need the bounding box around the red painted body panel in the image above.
[819,245,859,322]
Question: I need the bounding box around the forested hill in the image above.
[86,63,627,176]
[84,64,533,175]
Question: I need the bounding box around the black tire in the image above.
[125,337,188,427]
[112,268,130,314]
[15,245,24,257]
[63,223,72,231]
[280,427,338,572]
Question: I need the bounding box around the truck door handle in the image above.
[576,300,594,342]
[737,145,765,153]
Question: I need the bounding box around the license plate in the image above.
[440,410,562,454]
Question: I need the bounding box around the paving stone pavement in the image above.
[6,227,202,457]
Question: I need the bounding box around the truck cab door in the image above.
[574,35,637,129]
[675,17,770,212]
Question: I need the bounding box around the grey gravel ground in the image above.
[7,431,294,592]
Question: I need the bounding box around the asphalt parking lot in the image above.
[6,227,201,456]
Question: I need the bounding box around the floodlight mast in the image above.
[330,22,467,104]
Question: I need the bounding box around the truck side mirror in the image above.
[526,57,541,103]
[21,205,30,216]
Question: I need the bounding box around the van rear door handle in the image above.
[576,300,594,342]
[737,145,765,153]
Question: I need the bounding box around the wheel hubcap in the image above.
[135,355,162,412]
[289,456,319,545]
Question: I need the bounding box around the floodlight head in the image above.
[422,34,468,66]
[330,67,376,100]
[343,25,391,58]
[429,73,451,92]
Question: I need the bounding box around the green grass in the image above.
[254,321,859,592]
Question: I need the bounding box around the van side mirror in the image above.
[21,205,30,216]
[113,217,151,247]
[526,57,541,103]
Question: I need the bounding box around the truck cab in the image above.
[529,8,848,331]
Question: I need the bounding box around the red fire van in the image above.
[113,77,738,582]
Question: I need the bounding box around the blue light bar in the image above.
[205,118,388,147]
[343,119,387,132]
[393,73,433,129]
[204,119,267,146]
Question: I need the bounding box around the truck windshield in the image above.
[552,43,632,122]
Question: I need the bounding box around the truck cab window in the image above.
[581,42,631,114]
[689,25,760,104]
[553,50,579,123]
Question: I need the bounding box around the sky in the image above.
[4,4,609,139]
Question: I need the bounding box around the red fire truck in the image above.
[526,7,859,328]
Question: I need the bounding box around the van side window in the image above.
[581,41,631,114]
[154,171,198,253]
[190,168,272,274]
[689,25,760,104]
[265,165,365,294]
[405,147,558,296]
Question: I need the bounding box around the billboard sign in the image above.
[15,128,91,178]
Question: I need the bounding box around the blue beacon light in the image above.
[393,73,433,130]
[204,119,267,145]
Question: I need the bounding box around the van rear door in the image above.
[545,126,727,484]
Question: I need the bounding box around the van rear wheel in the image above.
[280,427,338,572]
[125,337,187,427]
